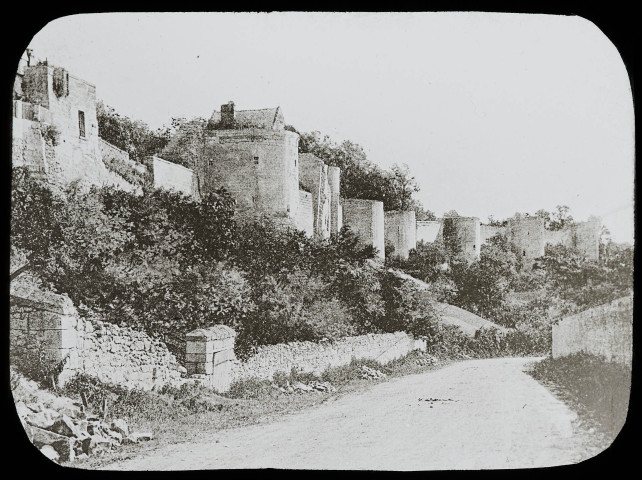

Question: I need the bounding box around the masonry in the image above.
[342,198,385,259]
[552,296,632,366]
[184,326,427,391]
[384,210,417,260]
[9,287,185,390]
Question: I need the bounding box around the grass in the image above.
[526,353,631,446]
[56,349,449,468]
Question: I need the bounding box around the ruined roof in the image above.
[209,106,284,130]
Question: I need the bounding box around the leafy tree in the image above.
[96,101,172,162]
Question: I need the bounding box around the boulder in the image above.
[50,415,82,438]
[25,410,58,430]
[39,445,59,462]
[31,426,75,462]
[110,418,129,437]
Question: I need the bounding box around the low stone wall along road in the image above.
[102,357,604,470]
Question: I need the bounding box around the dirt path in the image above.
[101,357,602,470]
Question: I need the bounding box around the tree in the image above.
[388,163,420,211]
[548,205,575,231]
[96,101,172,162]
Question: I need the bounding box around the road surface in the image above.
[102,357,601,470]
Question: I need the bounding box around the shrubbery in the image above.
[11,168,440,360]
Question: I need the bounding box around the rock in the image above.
[25,411,57,430]
[14,400,33,419]
[26,402,43,413]
[105,429,123,444]
[111,418,129,437]
[293,382,313,392]
[87,434,113,454]
[39,445,59,462]
[50,415,82,438]
[126,432,153,443]
[31,426,75,462]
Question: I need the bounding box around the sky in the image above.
[23,12,635,243]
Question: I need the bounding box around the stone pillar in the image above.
[185,325,237,392]
[9,292,80,386]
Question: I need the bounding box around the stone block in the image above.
[39,328,77,350]
[29,312,77,331]
[213,348,236,366]
[185,352,213,364]
[185,362,212,375]
[186,340,213,355]
[10,313,29,330]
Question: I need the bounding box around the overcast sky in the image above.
[24,12,634,243]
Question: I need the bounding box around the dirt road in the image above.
[102,357,602,470]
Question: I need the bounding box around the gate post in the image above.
[185,325,236,392]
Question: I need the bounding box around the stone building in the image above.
[342,199,385,260]
[384,210,417,260]
[195,101,311,232]
[507,216,545,268]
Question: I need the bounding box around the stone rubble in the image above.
[360,365,387,379]
[13,371,153,464]
[272,380,337,394]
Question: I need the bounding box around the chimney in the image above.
[221,101,235,126]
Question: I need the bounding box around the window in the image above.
[208,159,214,167]
[78,111,86,138]
[254,156,259,165]
[523,250,526,256]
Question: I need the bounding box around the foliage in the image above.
[529,354,631,441]
[97,101,172,162]
[101,154,152,187]
[535,205,575,231]
[10,346,69,390]
[40,124,60,146]
[298,131,426,212]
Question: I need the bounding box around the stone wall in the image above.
[327,166,342,235]
[298,153,331,238]
[443,216,481,262]
[148,156,197,198]
[296,190,315,237]
[507,216,545,267]
[10,288,184,390]
[552,296,633,366]
[342,198,385,259]
[384,210,417,260]
[573,218,601,261]
[480,224,507,244]
[202,129,300,220]
[416,220,442,244]
[228,332,426,385]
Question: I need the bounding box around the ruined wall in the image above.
[229,332,426,384]
[443,217,481,261]
[416,220,443,244]
[10,288,184,390]
[384,210,417,260]
[296,190,315,237]
[507,217,545,266]
[542,228,573,249]
[573,218,601,261]
[201,129,300,220]
[342,199,385,259]
[148,156,197,198]
[552,296,632,366]
[16,64,136,192]
[299,153,331,238]
[327,166,342,234]
[480,224,507,244]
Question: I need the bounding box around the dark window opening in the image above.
[254,156,259,165]
[78,111,86,138]
[208,159,214,167]
[523,250,526,256]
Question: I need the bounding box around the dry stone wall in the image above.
[10,287,185,390]
[228,332,426,385]
[552,296,633,366]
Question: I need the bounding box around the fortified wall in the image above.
[299,153,332,238]
[443,216,481,262]
[13,54,199,199]
[416,220,443,244]
[342,198,385,259]
[507,216,545,267]
[384,210,417,260]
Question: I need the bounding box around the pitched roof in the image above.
[210,106,284,130]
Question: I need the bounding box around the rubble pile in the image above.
[272,380,337,394]
[415,353,440,367]
[12,371,151,464]
[360,365,387,379]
